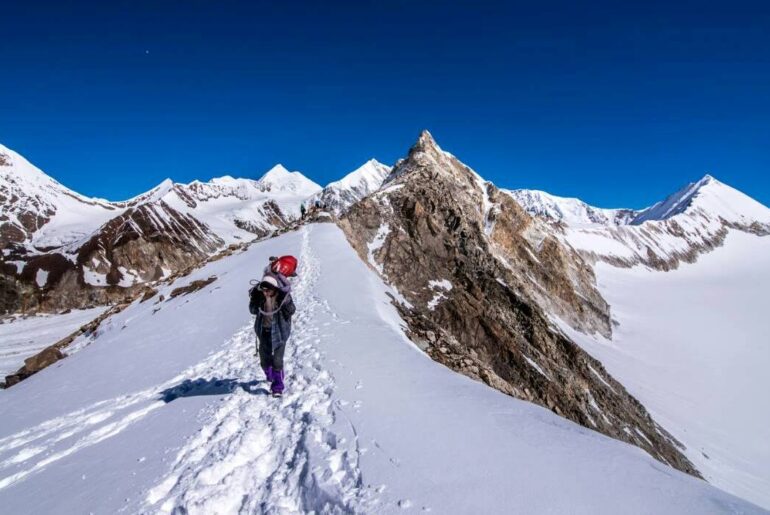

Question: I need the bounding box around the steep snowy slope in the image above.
[312,159,391,214]
[0,224,760,514]
[560,230,770,510]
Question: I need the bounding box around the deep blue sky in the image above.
[2,1,769,207]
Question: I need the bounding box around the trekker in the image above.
[300,203,306,218]
[249,272,296,397]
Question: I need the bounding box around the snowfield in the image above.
[563,230,770,511]
[0,224,764,514]
[0,307,107,378]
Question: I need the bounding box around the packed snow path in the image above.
[144,229,374,513]
[0,224,763,514]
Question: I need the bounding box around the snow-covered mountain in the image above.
[509,173,770,269]
[631,173,770,226]
[0,144,124,251]
[255,164,322,197]
[142,168,321,245]
[0,224,761,514]
[509,174,770,230]
[3,132,770,512]
[311,159,391,214]
[341,131,700,475]
[505,175,770,508]
[0,144,320,313]
[340,131,770,510]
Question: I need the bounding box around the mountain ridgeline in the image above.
[3,133,770,485]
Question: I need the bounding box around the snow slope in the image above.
[560,230,770,510]
[0,308,106,377]
[0,224,762,513]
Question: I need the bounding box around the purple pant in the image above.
[262,366,285,394]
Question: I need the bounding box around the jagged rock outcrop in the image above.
[340,130,699,477]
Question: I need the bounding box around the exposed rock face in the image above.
[1,202,224,313]
[340,131,699,476]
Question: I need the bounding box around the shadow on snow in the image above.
[160,377,269,403]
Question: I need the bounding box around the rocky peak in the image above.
[339,133,699,478]
[383,130,462,187]
[414,129,440,153]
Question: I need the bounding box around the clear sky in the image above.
[2,0,769,208]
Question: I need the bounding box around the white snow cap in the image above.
[257,164,322,196]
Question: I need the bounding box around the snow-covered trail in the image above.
[143,228,374,513]
[0,226,374,514]
[0,224,764,514]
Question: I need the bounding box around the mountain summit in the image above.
[256,164,321,196]
[313,159,391,214]
[632,174,770,227]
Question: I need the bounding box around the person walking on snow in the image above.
[249,272,295,396]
